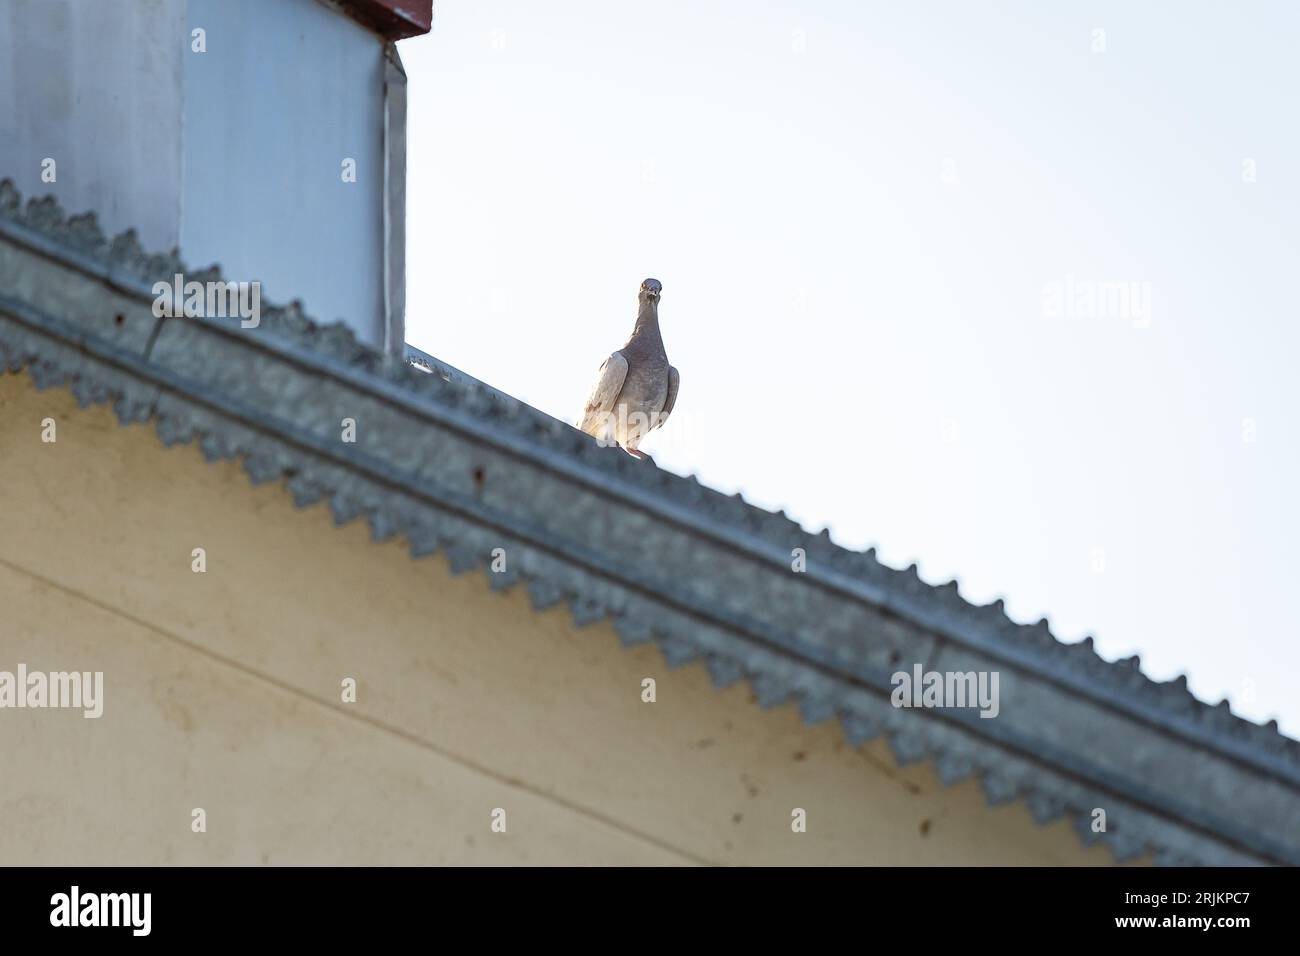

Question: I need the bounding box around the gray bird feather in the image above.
[579,278,678,456]
[659,366,680,425]
[578,351,629,436]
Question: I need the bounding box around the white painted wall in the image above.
[0,0,394,350]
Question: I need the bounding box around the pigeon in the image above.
[578,277,679,459]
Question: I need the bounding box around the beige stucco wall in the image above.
[0,372,1127,864]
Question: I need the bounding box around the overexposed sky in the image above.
[401,1,1299,735]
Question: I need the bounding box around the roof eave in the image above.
[1,179,1296,866]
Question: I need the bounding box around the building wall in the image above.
[0,373,1129,865]
[182,0,387,346]
[0,0,186,252]
[0,0,389,349]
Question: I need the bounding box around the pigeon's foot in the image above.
[623,446,649,460]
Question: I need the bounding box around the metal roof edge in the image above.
[2,179,1296,866]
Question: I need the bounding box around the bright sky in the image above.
[400,1,1300,736]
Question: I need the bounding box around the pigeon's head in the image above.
[639,278,662,301]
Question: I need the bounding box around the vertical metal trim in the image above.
[382,42,408,359]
